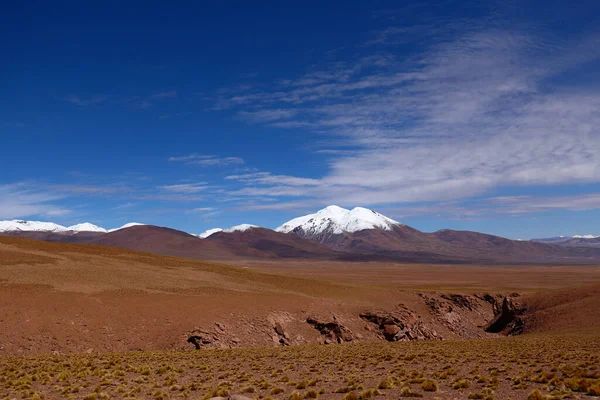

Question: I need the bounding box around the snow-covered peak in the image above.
[573,234,599,239]
[276,205,400,236]
[197,228,223,239]
[0,220,69,233]
[224,224,258,233]
[67,223,107,233]
[108,222,145,232]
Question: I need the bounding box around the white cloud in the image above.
[158,183,208,193]
[0,183,71,219]
[215,27,600,210]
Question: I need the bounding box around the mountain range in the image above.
[532,235,600,248]
[2,206,600,263]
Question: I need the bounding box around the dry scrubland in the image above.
[1,237,600,399]
[2,335,600,399]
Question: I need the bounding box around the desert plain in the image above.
[1,236,599,399]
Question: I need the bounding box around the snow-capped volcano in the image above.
[276,205,400,238]
[573,234,599,239]
[0,220,70,233]
[68,223,107,233]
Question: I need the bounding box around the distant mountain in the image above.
[197,224,258,239]
[0,220,141,244]
[2,213,600,264]
[532,235,600,248]
[0,219,143,234]
[206,226,340,259]
[67,223,107,233]
[107,222,145,232]
[276,205,400,243]
[276,207,600,263]
[224,224,259,232]
[0,220,70,233]
[88,224,265,260]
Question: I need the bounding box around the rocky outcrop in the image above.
[187,329,214,350]
[273,322,291,346]
[360,304,441,341]
[479,293,505,315]
[306,316,354,344]
[186,322,241,349]
[484,295,526,335]
[421,293,500,338]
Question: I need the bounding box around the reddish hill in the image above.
[88,225,266,260]
[206,227,342,259]
[285,226,600,264]
[430,229,600,263]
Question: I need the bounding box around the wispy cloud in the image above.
[0,183,71,219]
[158,183,208,193]
[214,24,600,211]
[237,109,298,123]
[225,172,320,186]
[169,154,245,166]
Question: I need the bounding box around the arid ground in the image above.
[1,237,600,399]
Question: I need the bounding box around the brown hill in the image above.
[206,227,342,258]
[431,229,600,263]
[87,225,266,260]
[285,225,600,264]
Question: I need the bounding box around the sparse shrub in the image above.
[342,392,359,400]
[241,385,256,393]
[359,388,381,399]
[453,379,470,389]
[296,381,307,389]
[271,387,285,395]
[289,391,303,400]
[305,389,318,398]
[399,386,423,398]
[421,379,438,392]
[377,377,395,389]
[588,384,600,396]
[527,389,544,400]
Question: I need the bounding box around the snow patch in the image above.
[224,224,258,233]
[197,228,223,238]
[0,220,69,233]
[108,222,145,232]
[67,223,107,233]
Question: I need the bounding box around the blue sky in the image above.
[2,0,600,239]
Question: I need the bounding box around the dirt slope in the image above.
[521,284,600,334]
